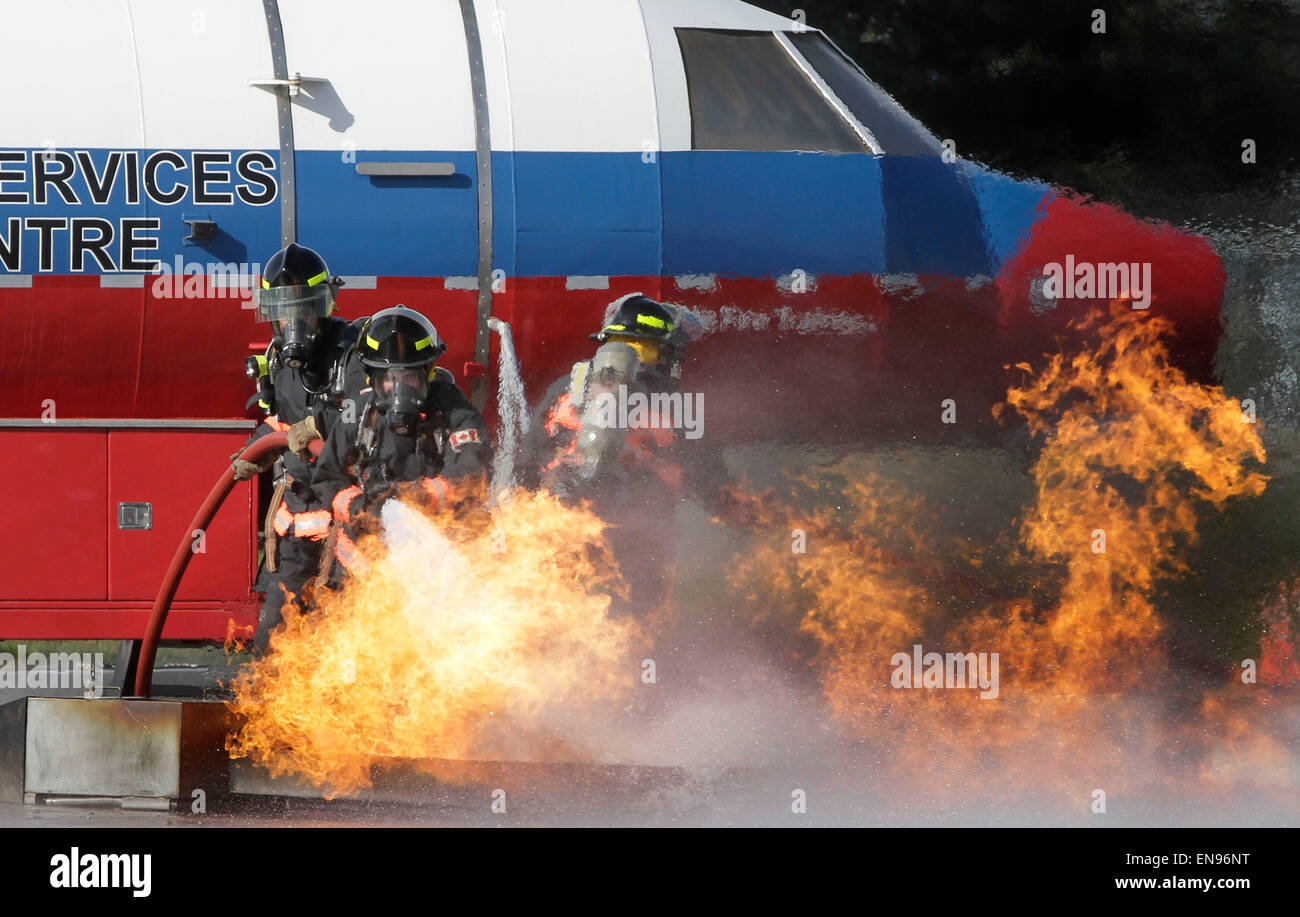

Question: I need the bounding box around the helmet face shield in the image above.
[257,284,334,367]
[605,336,660,368]
[254,284,333,325]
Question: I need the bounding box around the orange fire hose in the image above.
[132,432,319,697]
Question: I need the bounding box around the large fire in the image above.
[228,302,1296,810]
[727,302,1285,796]
[227,488,644,796]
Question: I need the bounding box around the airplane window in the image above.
[676,28,868,153]
[787,32,942,156]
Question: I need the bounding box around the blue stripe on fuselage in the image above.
[661,151,886,277]
[959,161,1054,272]
[296,149,480,278]
[878,154,990,276]
[0,148,1048,281]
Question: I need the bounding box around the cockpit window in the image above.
[787,32,942,156]
[676,28,867,153]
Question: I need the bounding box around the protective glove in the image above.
[230,451,276,481]
[286,415,320,460]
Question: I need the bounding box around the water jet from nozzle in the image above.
[488,317,529,494]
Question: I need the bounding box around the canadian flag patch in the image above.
[449,428,481,449]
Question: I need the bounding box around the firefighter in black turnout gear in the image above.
[523,293,722,621]
[234,243,363,652]
[312,306,491,582]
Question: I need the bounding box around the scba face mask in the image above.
[372,366,430,434]
[256,285,333,368]
[278,314,320,369]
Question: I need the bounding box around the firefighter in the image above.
[523,293,721,621]
[533,339,683,500]
[523,293,703,498]
[232,243,365,652]
[312,305,491,582]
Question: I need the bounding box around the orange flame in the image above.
[224,303,1294,807]
[1001,302,1266,691]
[727,305,1276,794]
[227,488,644,796]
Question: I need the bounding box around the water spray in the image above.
[487,316,530,494]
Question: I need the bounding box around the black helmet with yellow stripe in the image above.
[591,294,675,344]
[592,293,688,374]
[358,306,446,371]
[255,243,342,368]
[358,306,447,432]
